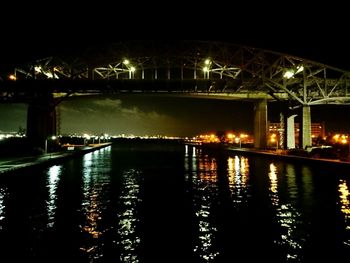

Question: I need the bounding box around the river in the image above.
[0,141,349,262]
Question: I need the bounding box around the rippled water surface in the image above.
[0,142,349,262]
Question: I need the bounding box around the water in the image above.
[0,142,349,262]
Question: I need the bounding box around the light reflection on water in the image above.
[117,169,141,263]
[46,165,61,228]
[227,156,250,205]
[184,146,198,181]
[80,148,111,260]
[2,143,350,260]
[338,179,350,247]
[191,152,220,262]
[268,163,303,262]
[0,186,6,229]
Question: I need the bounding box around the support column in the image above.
[300,105,312,149]
[279,112,285,150]
[27,93,56,149]
[254,99,267,149]
[287,114,297,149]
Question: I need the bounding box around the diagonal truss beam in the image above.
[3,41,350,106]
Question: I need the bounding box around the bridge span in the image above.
[1,41,350,150]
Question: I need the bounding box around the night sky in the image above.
[1,20,350,136]
[0,95,255,136]
[1,94,350,136]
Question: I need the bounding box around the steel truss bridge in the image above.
[1,40,350,105]
[1,40,349,148]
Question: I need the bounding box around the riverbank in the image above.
[198,143,350,167]
[0,143,112,175]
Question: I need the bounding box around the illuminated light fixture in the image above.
[123,59,130,65]
[203,66,209,72]
[227,133,235,139]
[8,74,16,81]
[283,69,294,79]
[45,72,54,78]
[240,133,247,138]
[44,72,59,79]
[205,59,211,65]
[33,65,58,79]
[296,65,304,74]
[130,66,136,72]
[284,65,304,79]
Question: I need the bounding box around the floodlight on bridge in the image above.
[202,59,212,79]
[283,70,294,79]
[34,65,58,79]
[203,66,210,79]
[8,74,16,81]
[296,65,304,74]
[34,66,42,73]
[129,66,136,79]
[123,59,130,65]
[283,65,304,79]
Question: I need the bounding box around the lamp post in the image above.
[235,137,241,148]
[129,66,135,79]
[45,135,57,154]
[270,133,278,150]
[45,139,48,154]
[203,59,211,79]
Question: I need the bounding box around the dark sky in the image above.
[1,95,350,136]
[1,2,349,68]
[61,95,256,136]
[0,95,254,136]
[1,10,350,71]
[1,37,349,71]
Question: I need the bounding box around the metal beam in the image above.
[3,41,350,106]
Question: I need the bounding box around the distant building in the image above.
[268,121,325,147]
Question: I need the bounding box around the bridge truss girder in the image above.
[5,41,350,106]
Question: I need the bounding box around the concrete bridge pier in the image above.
[26,93,57,150]
[254,99,267,149]
[286,114,297,149]
[299,105,312,149]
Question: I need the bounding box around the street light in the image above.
[45,136,57,154]
[235,137,241,148]
[203,66,209,79]
[123,59,136,79]
[202,58,211,79]
[129,66,135,79]
[270,133,278,150]
[227,133,235,144]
